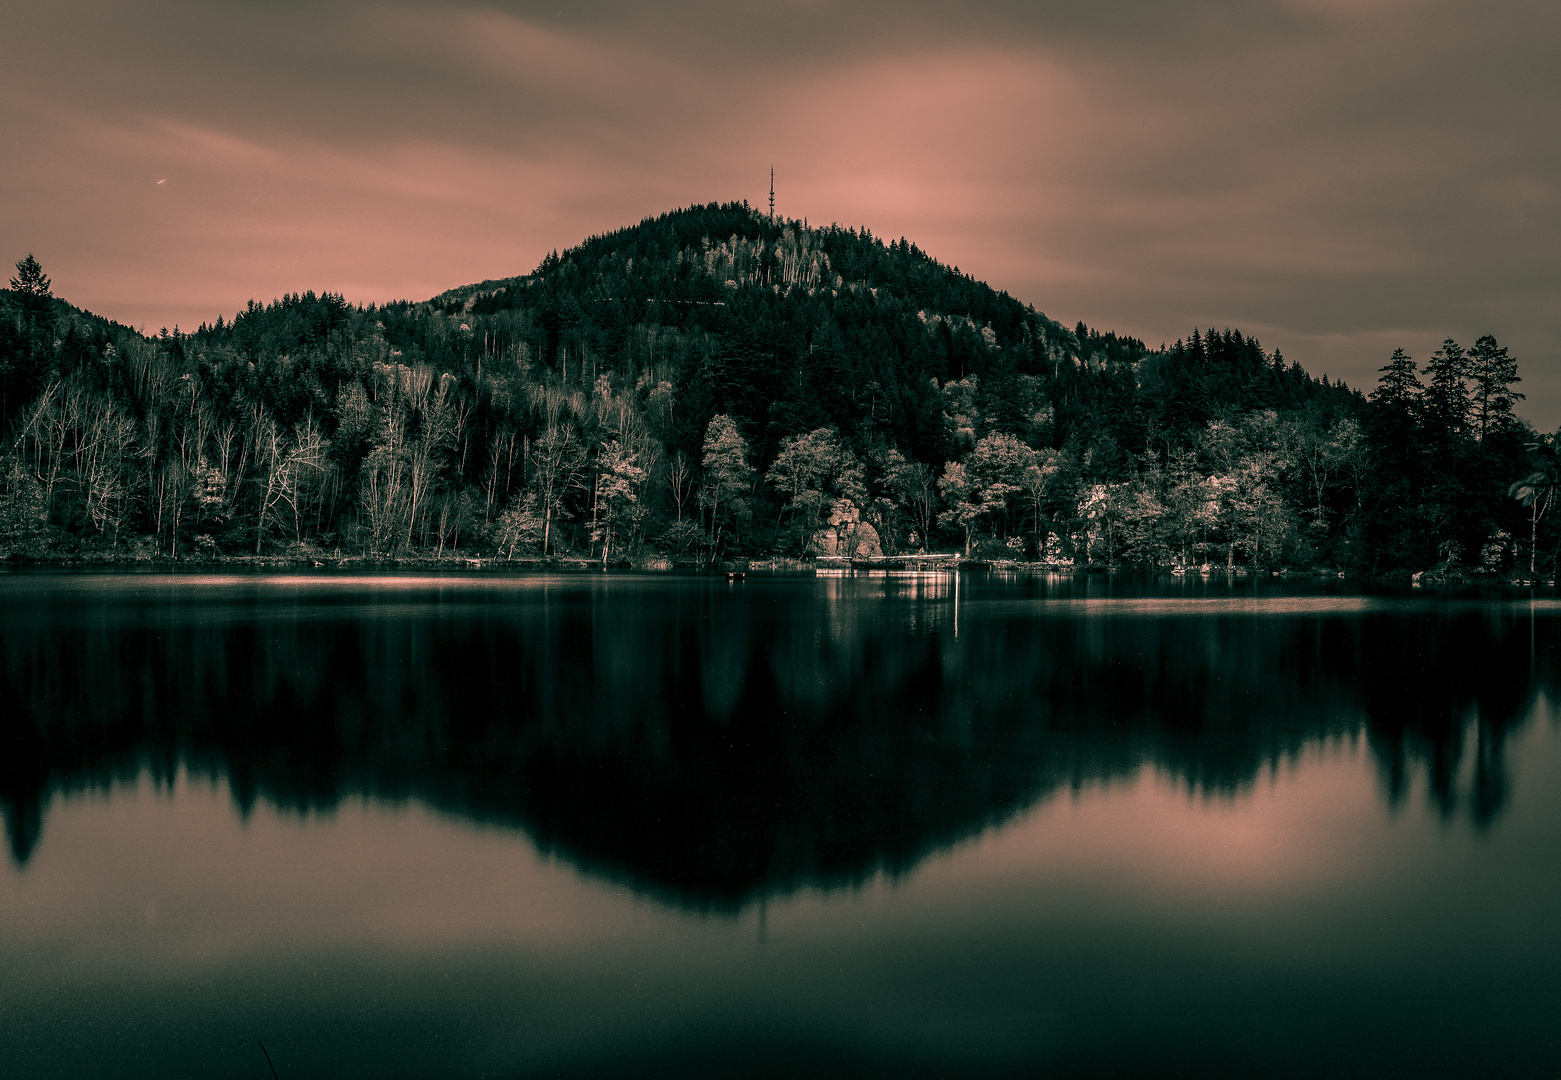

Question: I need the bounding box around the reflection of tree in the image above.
[0,716,45,866]
[0,579,1549,905]
[1350,609,1534,826]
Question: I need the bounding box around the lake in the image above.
[2,570,1559,1078]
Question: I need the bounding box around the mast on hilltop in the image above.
[769,167,774,221]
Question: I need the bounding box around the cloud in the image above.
[2,1,1558,420]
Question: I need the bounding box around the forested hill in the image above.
[427,202,1342,463]
[0,203,1550,576]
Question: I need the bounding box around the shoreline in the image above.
[2,551,1547,587]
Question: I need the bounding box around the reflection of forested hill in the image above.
[0,576,1547,907]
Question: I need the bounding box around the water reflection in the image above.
[0,572,1551,908]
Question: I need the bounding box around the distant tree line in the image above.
[0,204,1553,576]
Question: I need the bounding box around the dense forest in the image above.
[0,202,1552,576]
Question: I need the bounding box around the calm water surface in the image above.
[2,571,1560,1078]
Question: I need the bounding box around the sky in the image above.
[3,0,1559,424]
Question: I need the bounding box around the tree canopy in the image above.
[0,206,1548,577]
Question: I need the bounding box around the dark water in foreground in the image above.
[2,571,1560,1078]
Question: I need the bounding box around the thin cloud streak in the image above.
[1,1,1557,422]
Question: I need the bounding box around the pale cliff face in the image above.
[815,497,883,558]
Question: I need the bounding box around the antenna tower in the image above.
[769,167,774,220]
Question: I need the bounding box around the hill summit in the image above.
[430,202,1335,465]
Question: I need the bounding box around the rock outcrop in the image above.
[812,498,882,558]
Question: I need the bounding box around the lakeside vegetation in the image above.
[1,204,1552,577]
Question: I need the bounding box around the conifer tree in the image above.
[3,255,54,424]
[9,254,50,301]
[1468,335,1521,440]
[1369,349,1421,414]
[1367,348,1423,473]
[1421,339,1469,439]
[1416,339,1475,560]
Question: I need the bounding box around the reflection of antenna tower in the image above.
[769,167,774,220]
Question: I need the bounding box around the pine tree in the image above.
[1360,349,1427,571]
[1468,335,1522,440]
[1369,349,1421,412]
[2,255,54,424]
[1366,349,1423,490]
[1417,340,1475,565]
[1421,339,1469,438]
[8,254,50,300]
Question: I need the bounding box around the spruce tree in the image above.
[1421,339,1469,438]
[1359,350,1427,569]
[1418,340,1475,566]
[1468,335,1521,440]
[8,254,50,300]
[2,255,53,425]
[1369,349,1421,414]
